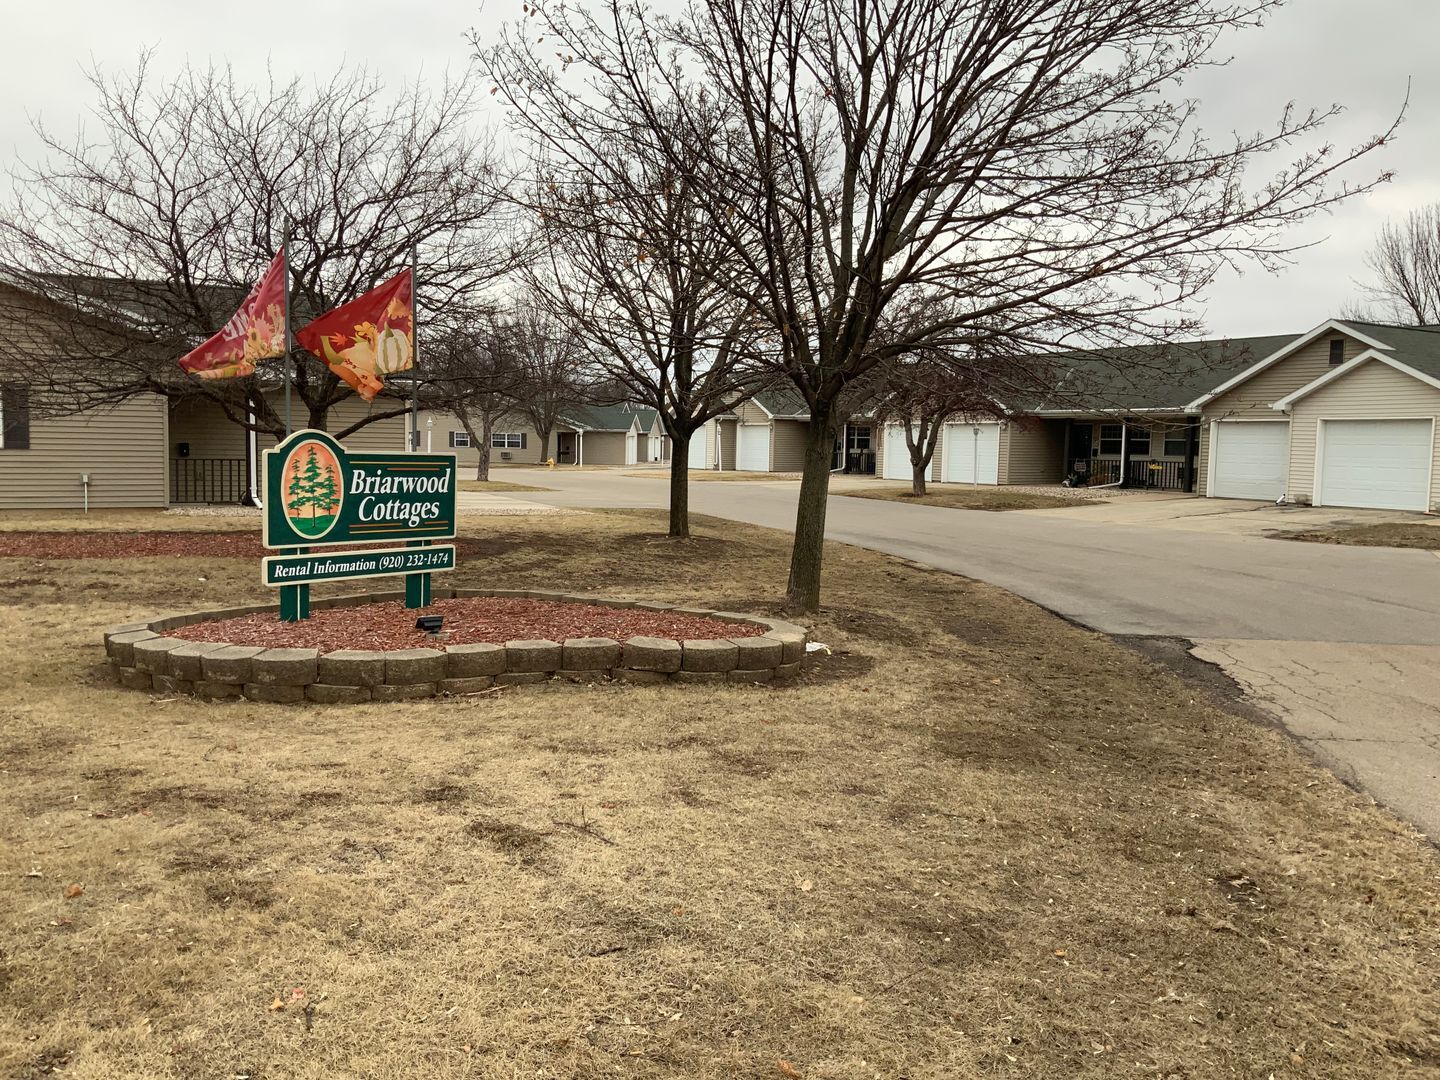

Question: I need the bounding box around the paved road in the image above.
[495,468,1440,838]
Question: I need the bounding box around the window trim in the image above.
[491,432,526,449]
[449,430,471,448]
[1098,423,1123,455]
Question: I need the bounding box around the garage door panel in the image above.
[1210,422,1288,501]
[941,423,1000,485]
[1319,418,1431,511]
[737,424,770,472]
[882,425,915,480]
[688,431,707,468]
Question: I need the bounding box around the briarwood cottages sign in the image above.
[261,430,457,620]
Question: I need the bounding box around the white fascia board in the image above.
[1271,351,1440,410]
[1185,320,1396,412]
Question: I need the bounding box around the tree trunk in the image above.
[912,459,928,497]
[786,406,839,613]
[537,426,552,463]
[477,414,495,481]
[669,430,691,538]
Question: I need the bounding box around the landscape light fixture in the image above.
[415,615,444,633]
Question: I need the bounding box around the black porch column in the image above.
[1183,421,1199,493]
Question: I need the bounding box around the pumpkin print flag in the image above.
[295,269,414,401]
[177,248,287,380]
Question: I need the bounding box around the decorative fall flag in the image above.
[295,269,414,401]
[178,249,288,379]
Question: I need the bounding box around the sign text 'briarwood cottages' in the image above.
[261,429,457,588]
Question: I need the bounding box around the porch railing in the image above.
[1081,458,1188,490]
[1127,458,1186,490]
[171,457,247,504]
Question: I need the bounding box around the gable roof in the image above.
[751,386,811,418]
[560,403,658,432]
[1271,326,1440,408]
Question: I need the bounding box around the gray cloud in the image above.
[4,0,1435,338]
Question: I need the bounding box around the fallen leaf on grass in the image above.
[1052,948,1066,958]
[269,997,286,1011]
[777,1060,802,1079]
[64,883,84,899]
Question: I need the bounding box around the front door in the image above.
[556,432,576,463]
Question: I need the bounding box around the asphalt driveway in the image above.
[485,467,1440,839]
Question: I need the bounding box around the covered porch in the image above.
[1053,414,1202,492]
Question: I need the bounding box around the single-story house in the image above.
[424,404,664,469]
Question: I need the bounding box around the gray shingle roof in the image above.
[1025,333,1302,413]
[561,403,657,431]
[1344,322,1440,380]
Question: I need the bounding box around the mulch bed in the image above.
[170,597,765,652]
[0,532,489,560]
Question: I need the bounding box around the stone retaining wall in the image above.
[103,589,807,703]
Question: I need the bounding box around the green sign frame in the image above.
[259,429,459,621]
[262,544,456,587]
[262,429,457,549]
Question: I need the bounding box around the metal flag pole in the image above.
[410,244,420,452]
[281,222,293,436]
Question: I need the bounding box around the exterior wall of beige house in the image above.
[419,411,546,468]
[1196,331,1368,497]
[1000,420,1066,484]
[1285,359,1440,509]
[1,392,170,509]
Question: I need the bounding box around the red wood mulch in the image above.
[171,597,763,652]
[0,532,488,560]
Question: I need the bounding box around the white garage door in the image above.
[736,424,770,472]
[1210,421,1288,500]
[624,432,638,465]
[688,429,707,468]
[882,425,916,480]
[1319,418,1432,511]
[941,422,1000,484]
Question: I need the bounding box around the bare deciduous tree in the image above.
[500,305,585,462]
[420,310,526,481]
[1354,203,1440,325]
[0,54,520,438]
[484,0,1394,611]
[489,100,768,536]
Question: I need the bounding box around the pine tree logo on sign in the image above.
[282,439,344,539]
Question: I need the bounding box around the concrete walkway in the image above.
[494,466,1440,839]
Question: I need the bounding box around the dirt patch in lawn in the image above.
[170,595,766,651]
[840,486,1099,511]
[2,510,1438,1078]
[1276,520,1440,550]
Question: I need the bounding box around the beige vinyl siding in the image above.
[582,431,627,465]
[417,410,542,469]
[999,420,1065,484]
[1287,360,1440,510]
[771,419,809,472]
[1,393,169,509]
[170,398,249,459]
[1197,333,1367,496]
[718,420,738,470]
[734,400,771,425]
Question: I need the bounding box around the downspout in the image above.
[245,402,262,508]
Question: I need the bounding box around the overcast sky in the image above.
[4,0,1436,339]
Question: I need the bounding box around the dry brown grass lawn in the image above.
[457,479,553,494]
[1278,520,1440,550]
[841,486,1093,511]
[2,509,1438,1078]
[625,470,800,481]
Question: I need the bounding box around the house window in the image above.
[448,430,471,448]
[1329,338,1345,365]
[1163,427,1190,457]
[1127,425,1150,455]
[1098,424,1123,455]
[0,385,30,450]
[491,432,526,449]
